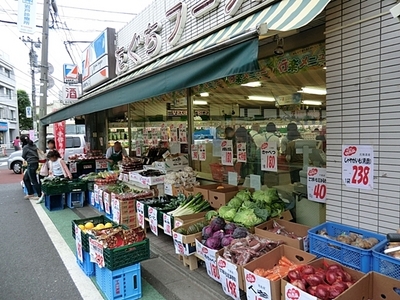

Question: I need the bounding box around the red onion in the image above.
[301,265,316,275]
[307,286,317,296]
[328,286,343,299]
[314,271,326,283]
[288,270,301,281]
[304,274,323,287]
[325,270,338,285]
[341,271,353,282]
[315,284,330,300]
[327,264,343,272]
[344,281,355,288]
[291,279,306,291]
[331,281,348,292]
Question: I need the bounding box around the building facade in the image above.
[0,51,19,148]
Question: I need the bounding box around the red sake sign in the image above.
[54,121,66,158]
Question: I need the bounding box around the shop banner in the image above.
[136,201,145,228]
[285,282,316,300]
[191,144,199,160]
[244,269,272,300]
[342,145,373,190]
[54,121,66,159]
[307,167,327,203]
[89,237,105,268]
[218,256,240,300]
[221,140,233,166]
[136,140,142,157]
[163,213,172,236]
[237,142,247,163]
[196,240,220,283]
[179,124,187,144]
[260,142,278,172]
[75,224,83,263]
[199,144,206,161]
[17,0,37,34]
[148,206,158,236]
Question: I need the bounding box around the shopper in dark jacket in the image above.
[22,138,41,200]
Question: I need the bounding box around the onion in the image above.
[331,281,348,292]
[327,264,343,271]
[315,284,330,300]
[301,265,316,275]
[304,274,323,287]
[328,286,343,299]
[344,281,355,288]
[291,279,306,291]
[307,286,317,296]
[341,271,353,282]
[288,270,301,282]
[314,271,326,283]
[325,270,338,285]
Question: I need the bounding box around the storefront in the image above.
[41,0,400,233]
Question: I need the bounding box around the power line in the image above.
[36,3,138,15]
[0,19,103,32]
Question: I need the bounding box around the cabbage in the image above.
[253,207,270,221]
[221,235,234,247]
[252,188,279,208]
[227,197,243,209]
[224,223,237,235]
[205,210,219,221]
[241,200,257,210]
[218,206,237,221]
[235,189,252,202]
[202,225,213,239]
[232,226,248,239]
[205,237,221,249]
[210,217,226,232]
[233,209,263,227]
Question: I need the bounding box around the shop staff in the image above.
[106,141,127,170]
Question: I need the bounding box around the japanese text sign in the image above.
[54,121,66,159]
[342,145,374,190]
[218,256,240,300]
[284,282,316,300]
[163,213,172,236]
[136,201,145,228]
[89,237,105,268]
[244,269,272,300]
[221,139,233,166]
[199,144,206,161]
[196,240,220,283]
[191,144,199,160]
[179,124,187,144]
[75,224,83,263]
[148,207,158,236]
[307,167,327,203]
[237,142,247,163]
[261,141,278,172]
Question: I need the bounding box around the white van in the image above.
[7,134,86,174]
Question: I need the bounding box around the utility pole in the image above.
[20,36,41,135]
[38,0,51,151]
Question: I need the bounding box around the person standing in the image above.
[22,138,41,200]
[249,124,265,149]
[47,150,72,179]
[13,136,21,151]
[106,141,127,171]
[36,139,57,204]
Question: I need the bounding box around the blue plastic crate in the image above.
[67,191,85,209]
[45,194,64,211]
[372,240,400,280]
[308,222,385,272]
[76,250,95,277]
[95,263,142,300]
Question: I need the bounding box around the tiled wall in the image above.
[325,0,400,234]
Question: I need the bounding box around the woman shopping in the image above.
[47,150,72,179]
[36,139,57,204]
[22,138,41,200]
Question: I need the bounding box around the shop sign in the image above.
[116,0,275,75]
[276,93,302,106]
[260,141,277,172]
[17,0,37,34]
[167,109,210,116]
[0,122,9,131]
[218,256,240,300]
[236,142,247,163]
[342,145,373,190]
[199,144,207,161]
[196,239,220,283]
[95,159,107,169]
[221,139,233,166]
[63,64,79,84]
[307,167,326,203]
[148,207,158,236]
[163,213,172,236]
[191,144,199,160]
[75,224,83,263]
[82,28,116,92]
[54,121,66,159]
[89,237,105,268]
[136,201,145,228]
[244,269,272,300]
[62,85,81,104]
[178,124,187,144]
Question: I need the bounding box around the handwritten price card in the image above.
[244,269,272,300]
[148,207,158,236]
[170,125,178,143]
[75,225,83,263]
[136,140,142,157]
[221,140,233,166]
[196,240,220,283]
[307,167,327,203]
[342,145,373,190]
[199,144,206,161]
[191,144,199,160]
[163,213,172,236]
[237,142,247,163]
[89,237,105,268]
[261,141,278,172]
[218,256,240,300]
[178,124,187,144]
[136,201,145,228]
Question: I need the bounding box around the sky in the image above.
[0,0,153,104]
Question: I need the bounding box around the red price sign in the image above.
[307,167,327,203]
[342,145,373,190]
[313,184,326,200]
[261,142,278,172]
[267,155,275,169]
[221,140,233,166]
[236,142,247,163]
[218,257,240,300]
[210,263,219,280]
[226,279,237,298]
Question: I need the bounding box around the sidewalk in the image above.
[38,198,234,300]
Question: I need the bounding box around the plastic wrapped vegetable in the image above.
[218,206,237,221]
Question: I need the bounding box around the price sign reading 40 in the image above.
[342,145,374,190]
[307,167,327,203]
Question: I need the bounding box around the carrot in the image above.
[254,268,266,276]
[280,256,294,266]
[265,273,281,281]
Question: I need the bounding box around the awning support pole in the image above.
[187,88,193,166]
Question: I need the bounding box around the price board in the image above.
[342,145,373,190]
[89,237,105,268]
[260,141,278,172]
[237,142,247,163]
[163,213,172,236]
[136,201,145,228]
[221,140,233,166]
[196,240,220,282]
[191,144,199,160]
[75,224,83,263]
[148,207,158,236]
[95,159,107,169]
[112,198,120,224]
[307,167,327,203]
[69,161,77,173]
[217,257,240,300]
[199,144,206,161]
[103,192,111,214]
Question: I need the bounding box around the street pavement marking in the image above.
[30,201,104,300]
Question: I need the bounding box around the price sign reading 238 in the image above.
[342,145,374,190]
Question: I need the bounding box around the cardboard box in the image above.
[129,170,165,186]
[335,271,400,300]
[208,187,239,208]
[173,211,207,228]
[243,245,316,300]
[273,210,293,221]
[281,258,365,300]
[154,154,189,172]
[193,184,235,201]
[255,219,310,251]
[216,247,245,294]
[172,218,205,256]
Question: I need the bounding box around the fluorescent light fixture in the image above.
[247,95,275,102]
[298,87,327,95]
[199,92,209,97]
[241,81,262,87]
[193,100,208,105]
[302,100,322,105]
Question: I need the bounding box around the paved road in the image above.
[0,178,83,299]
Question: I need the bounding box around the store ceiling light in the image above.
[298,87,327,95]
[302,100,322,106]
[247,95,275,102]
[193,100,208,105]
[241,81,262,87]
[199,92,209,97]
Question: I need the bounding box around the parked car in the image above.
[8,134,87,174]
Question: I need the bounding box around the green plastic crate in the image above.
[68,180,87,192]
[42,184,69,195]
[103,238,150,271]
[71,215,115,252]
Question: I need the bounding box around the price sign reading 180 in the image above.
[307,167,327,203]
[342,145,374,190]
